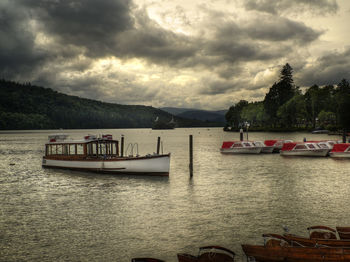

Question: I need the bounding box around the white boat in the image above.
[42,134,171,176]
[280,142,329,157]
[252,141,274,153]
[264,139,293,153]
[220,141,263,154]
[314,140,337,152]
[329,143,350,158]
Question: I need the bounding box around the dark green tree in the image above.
[263,63,297,127]
[225,100,248,128]
[336,79,350,135]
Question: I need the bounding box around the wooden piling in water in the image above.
[121,135,124,157]
[157,137,161,154]
[189,135,193,178]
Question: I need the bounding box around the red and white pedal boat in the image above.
[220,141,263,154]
[42,134,170,176]
[329,143,350,158]
[280,142,329,157]
[264,140,293,153]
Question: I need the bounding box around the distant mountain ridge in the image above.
[160,107,227,124]
[0,80,223,130]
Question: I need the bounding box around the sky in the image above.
[1,0,350,110]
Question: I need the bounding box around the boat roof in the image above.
[46,134,117,145]
[281,142,320,151]
[264,140,278,146]
[221,141,255,148]
[331,143,350,152]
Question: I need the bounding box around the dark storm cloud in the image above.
[243,16,322,43]
[0,0,336,107]
[112,8,197,64]
[0,1,47,78]
[200,13,320,68]
[243,0,338,15]
[209,13,322,43]
[199,77,250,95]
[297,47,350,86]
[19,0,134,57]
[0,0,197,79]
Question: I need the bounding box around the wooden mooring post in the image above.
[189,135,193,178]
[240,128,243,141]
[121,135,124,157]
[157,136,161,154]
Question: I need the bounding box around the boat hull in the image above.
[220,147,262,154]
[280,149,329,157]
[261,146,274,153]
[242,244,350,262]
[329,152,350,158]
[283,234,350,247]
[42,154,170,176]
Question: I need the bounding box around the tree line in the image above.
[0,79,218,130]
[225,63,350,132]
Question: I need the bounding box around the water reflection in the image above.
[1,128,350,261]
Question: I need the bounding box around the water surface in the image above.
[1,128,350,261]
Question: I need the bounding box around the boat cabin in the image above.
[331,143,350,153]
[45,134,119,160]
[221,141,256,148]
[281,142,321,151]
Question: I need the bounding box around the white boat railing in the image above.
[126,143,139,157]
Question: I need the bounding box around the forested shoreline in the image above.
[0,80,219,130]
[225,64,350,132]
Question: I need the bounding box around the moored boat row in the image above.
[131,226,350,261]
[221,139,350,158]
[132,245,235,262]
[242,225,350,262]
[220,140,293,154]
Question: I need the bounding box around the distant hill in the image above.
[160,107,198,115]
[160,107,227,124]
[0,80,221,130]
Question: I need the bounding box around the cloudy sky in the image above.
[1,0,350,110]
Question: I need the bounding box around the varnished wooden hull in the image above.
[177,246,235,262]
[242,244,350,262]
[283,234,350,247]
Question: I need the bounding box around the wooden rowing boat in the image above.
[264,233,350,248]
[177,246,235,262]
[131,258,165,262]
[307,225,350,240]
[242,243,350,262]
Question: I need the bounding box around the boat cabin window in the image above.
[233,143,242,147]
[307,144,316,149]
[295,144,307,150]
[69,144,76,155]
[243,142,251,147]
[275,142,282,147]
[318,143,328,149]
[46,141,119,157]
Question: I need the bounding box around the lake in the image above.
[1,128,350,261]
